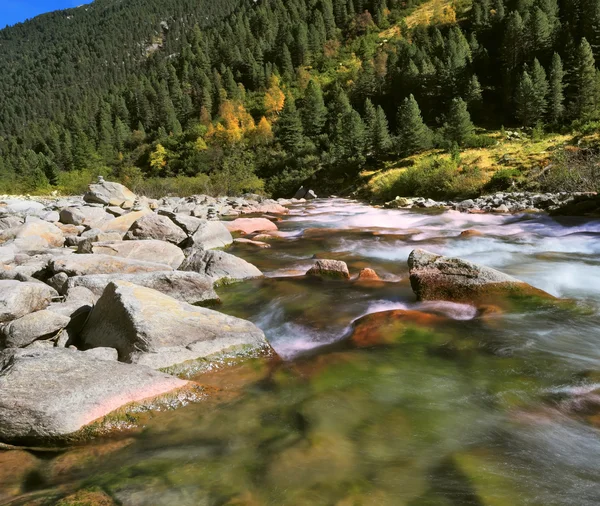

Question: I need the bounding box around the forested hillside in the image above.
[0,0,599,197]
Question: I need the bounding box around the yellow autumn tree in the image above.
[252,116,274,144]
[205,100,256,145]
[149,144,167,176]
[264,75,285,117]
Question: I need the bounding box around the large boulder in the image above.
[0,221,64,248]
[0,347,188,445]
[82,240,184,269]
[98,209,152,234]
[59,206,113,228]
[50,254,173,277]
[67,271,218,305]
[187,220,233,249]
[124,213,187,244]
[80,281,271,371]
[0,310,70,349]
[167,213,205,235]
[223,217,278,235]
[306,260,350,280]
[83,180,136,207]
[180,248,262,284]
[0,280,57,323]
[408,249,554,303]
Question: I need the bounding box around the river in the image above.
[6,199,600,505]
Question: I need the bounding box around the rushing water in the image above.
[5,199,600,506]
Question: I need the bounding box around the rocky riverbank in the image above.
[0,179,318,446]
[383,191,600,215]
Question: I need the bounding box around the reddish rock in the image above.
[224,218,278,235]
[349,310,446,348]
[234,238,271,249]
[459,229,483,238]
[356,268,382,282]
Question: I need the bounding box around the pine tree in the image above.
[302,80,327,138]
[276,94,305,153]
[573,38,598,119]
[444,98,475,146]
[395,95,432,156]
[515,71,538,126]
[531,58,549,118]
[548,53,565,123]
[530,7,552,53]
[333,108,367,167]
[465,74,483,110]
[364,99,391,156]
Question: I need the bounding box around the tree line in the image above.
[0,0,599,196]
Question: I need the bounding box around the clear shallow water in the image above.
[5,199,600,506]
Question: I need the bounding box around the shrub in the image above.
[538,147,600,192]
[484,168,521,192]
[133,175,212,198]
[57,167,113,195]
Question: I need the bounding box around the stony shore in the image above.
[383,191,600,215]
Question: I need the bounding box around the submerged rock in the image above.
[67,271,218,305]
[356,267,382,282]
[80,281,271,371]
[180,248,262,284]
[0,347,188,445]
[0,280,57,323]
[408,249,554,303]
[306,259,350,280]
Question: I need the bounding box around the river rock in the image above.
[1,221,64,248]
[408,249,554,303]
[98,209,151,234]
[0,280,57,323]
[82,240,184,269]
[59,206,112,228]
[47,286,97,318]
[124,213,187,244]
[80,281,271,370]
[180,248,262,284]
[459,229,483,238]
[224,217,278,235]
[50,254,173,277]
[67,271,218,305]
[83,180,137,207]
[186,220,233,249]
[356,267,382,282]
[306,259,350,280]
[0,347,188,444]
[233,238,271,249]
[0,216,24,230]
[0,310,70,349]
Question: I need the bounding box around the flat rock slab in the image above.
[408,248,554,303]
[0,221,64,248]
[67,271,218,305]
[85,240,184,269]
[0,347,188,445]
[0,280,58,323]
[81,281,271,371]
[98,210,151,234]
[50,254,173,276]
[180,249,263,284]
[0,310,70,349]
[124,213,187,244]
[224,217,278,235]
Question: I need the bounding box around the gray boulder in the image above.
[80,281,271,371]
[0,310,70,349]
[83,239,184,269]
[83,180,136,207]
[408,249,554,302]
[50,254,173,277]
[67,271,218,305]
[59,206,113,228]
[124,213,187,244]
[0,221,64,248]
[0,280,57,323]
[186,220,233,250]
[167,214,205,235]
[180,248,262,284]
[306,259,350,280]
[0,347,188,444]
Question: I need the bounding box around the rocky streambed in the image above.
[2,189,600,505]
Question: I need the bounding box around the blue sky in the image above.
[1,0,91,28]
